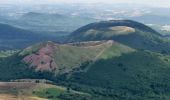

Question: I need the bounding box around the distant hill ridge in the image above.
[21,12,65,19]
[0,23,58,50]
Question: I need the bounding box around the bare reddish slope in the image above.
[23,42,57,71]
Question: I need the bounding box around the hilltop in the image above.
[69,20,170,54]
[71,20,159,35]
[20,40,134,74]
[0,40,135,80]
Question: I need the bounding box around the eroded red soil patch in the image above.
[23,43,57,71]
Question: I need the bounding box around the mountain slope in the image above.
[20,40,134,74]
[66,50,170,100]
[69,20,170,54]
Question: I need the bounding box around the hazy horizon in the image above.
[0,0,170,8]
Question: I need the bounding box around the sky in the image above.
[0,0,170,7]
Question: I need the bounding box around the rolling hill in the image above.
[0,23,59,50]
[69,20,170,54]
[0,40,134,80]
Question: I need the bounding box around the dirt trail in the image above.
[83,40,114,72]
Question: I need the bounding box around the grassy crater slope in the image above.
[0,40,134,80]
[20,40,134,74]
[69,20,170,54]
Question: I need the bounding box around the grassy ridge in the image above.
[20,41,124,74]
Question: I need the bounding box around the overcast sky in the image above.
[0,0,170,7]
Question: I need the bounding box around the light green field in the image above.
[0,81,90,100]
[0,50,18,58]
